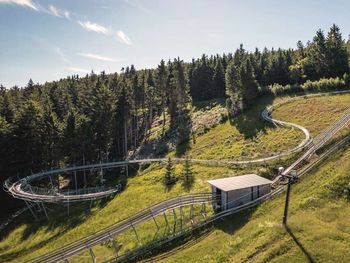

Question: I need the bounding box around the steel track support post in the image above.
[151,211,159,230]
[190,204,194,225]
[130,222,141,245]
[180,206,184,232]
[25,201,38,221]
[282,177,292,225]
[49,175,54,188]
[67,189,70,217]
[89,248,97,263]
[28,185,41,212]
[41,202,49,220]
[172,209,177,235]
[111,239,119,256]
[163,212,169,236]
[201,203,207,219]
[74,171,78,193]
[84,169,87,188]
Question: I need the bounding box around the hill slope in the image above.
[0,93,350,262]
[157,141,350,263]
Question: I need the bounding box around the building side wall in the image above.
[224,184,271,210]
[226,188,251,209]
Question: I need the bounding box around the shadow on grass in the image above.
[230,95,275,139]
[0,198,110,262]
[214,206,257,235]
[285,226,315,263]
[118,207,258,263]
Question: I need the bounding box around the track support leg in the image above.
[190,204,194,225]
[74,171,78,193]
[41,202,49,220]
[89,248,97,263]
[25,201,38,221]
[130,222,141,245]
[180,206,184,232]
[163,212,169,236]
[151,211,159,230]
[172,209,177,235]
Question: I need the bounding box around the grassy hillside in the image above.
[273,94,350,136]
[156,142,350,263]
[0,93,349,262]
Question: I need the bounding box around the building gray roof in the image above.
[207,174,272,192]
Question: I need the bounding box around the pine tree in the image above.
[90,79,114,160]
[0,92,14,123]
[225,61,243,115]
[308,29,328,79]
[156,60,168,134]
[173,58,188,116]
[164,157,175,187]
[212,59,225,98]
[326,24,349,77]
[240,58,259,107]
[182,156,194,191]
[166,61,178,126]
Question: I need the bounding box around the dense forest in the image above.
[1,24,350,215]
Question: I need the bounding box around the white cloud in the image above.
[116,30,132,46]
[78,53,118,62]
[47,5,70,19]
[55,47,70,63]
[65,67,90,74]
[78,21,110,35]
[48,5,60,17]
[63,10,70,19]
[0,0,38,11]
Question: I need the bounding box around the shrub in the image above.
[344,73,350,87]
[266,76,347,97]
[302,77,345,92]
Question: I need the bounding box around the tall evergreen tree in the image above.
[212,58,226,98]
[326,24,349,77]
[156,60,168,134]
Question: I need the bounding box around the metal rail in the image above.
[112,133,350,263]
[4,92,317,204]
[29,110,350,263]
[28,193,217,263]
[5,90,350,262]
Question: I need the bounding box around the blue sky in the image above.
[0,0,349,87]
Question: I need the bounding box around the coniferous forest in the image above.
[1,24,350,216]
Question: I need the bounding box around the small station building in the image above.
[208,174,272,211]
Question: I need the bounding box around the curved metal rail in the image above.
[29,193,217,263]
[112,133,350,263]
[4,92,318,204]
[23,90,350,262]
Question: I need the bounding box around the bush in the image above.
[266,76,348,97]
[302,77,345,92]
[344,73,350,87]
[268,83,302,96]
